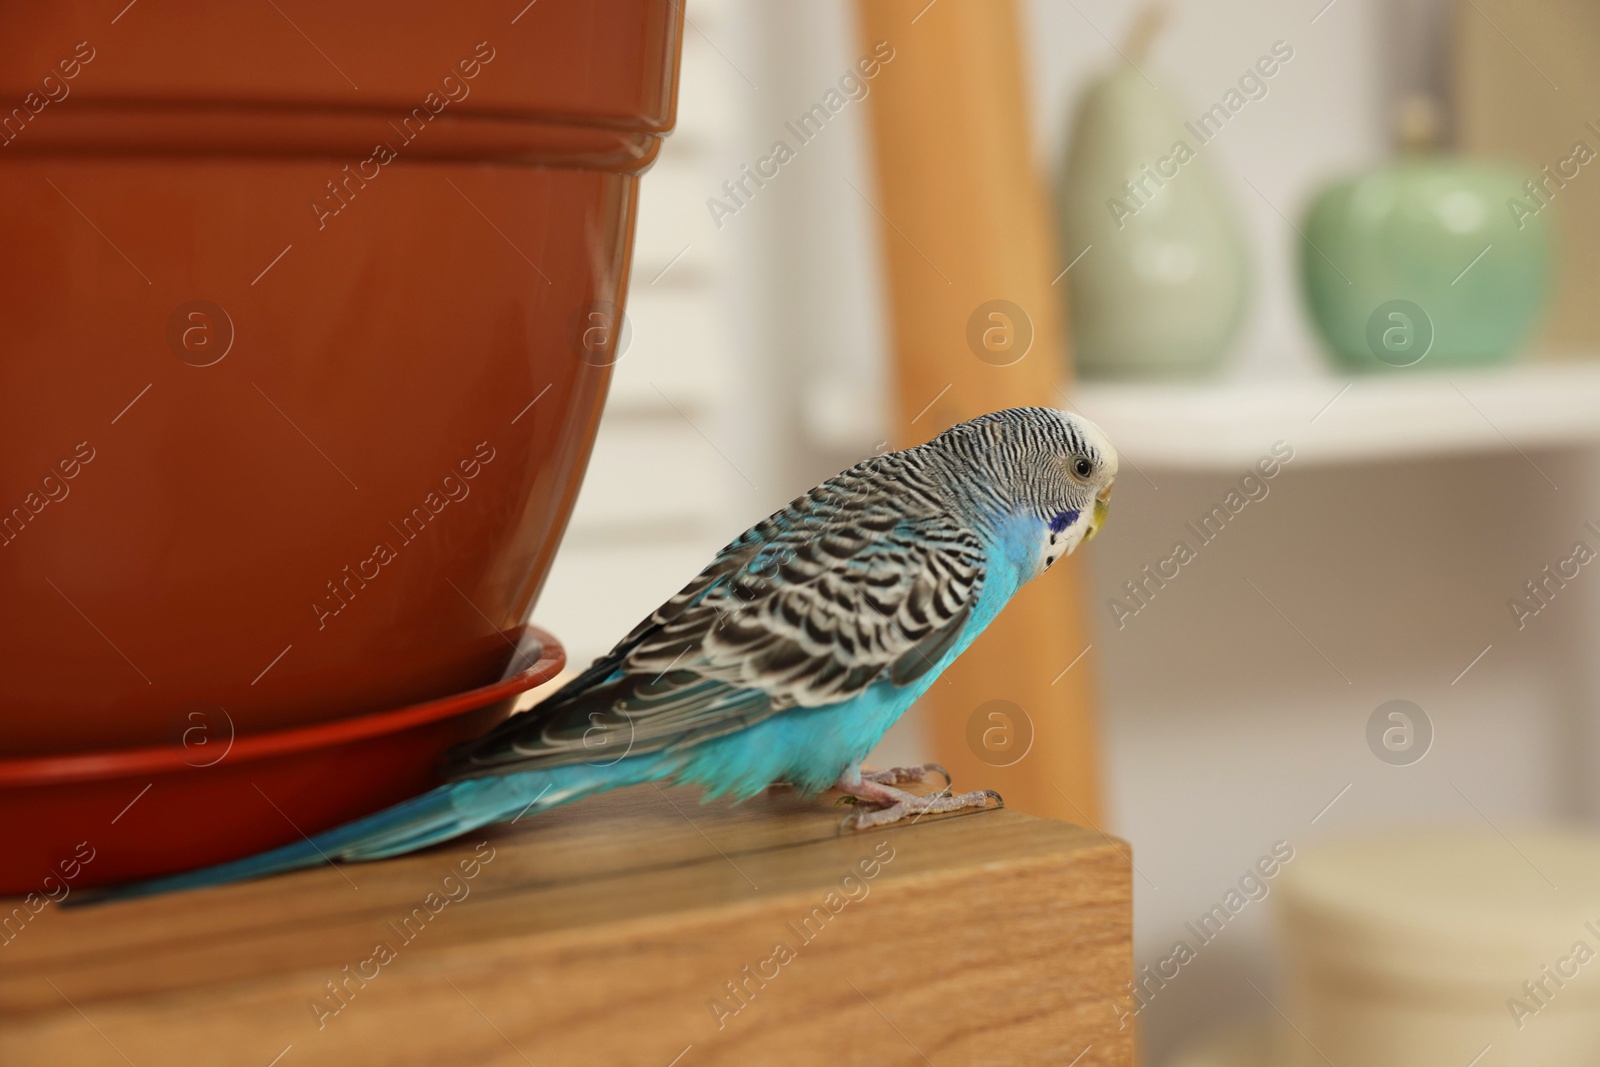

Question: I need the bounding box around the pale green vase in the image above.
[1300,158,1552,371]
[1057,68,1251,378]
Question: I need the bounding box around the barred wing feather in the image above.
[446,463,985,777]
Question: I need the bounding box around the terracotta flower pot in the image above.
[0,2,682,754]
[0,627,565,892]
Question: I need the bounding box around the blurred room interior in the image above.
[5,0,1599,1062]
[534,0,1600,1061]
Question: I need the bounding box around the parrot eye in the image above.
[1072,457,1093,479]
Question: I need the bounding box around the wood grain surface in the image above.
[1,782,1133,1066]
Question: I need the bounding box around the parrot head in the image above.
[930,407,1118,575]
[1038,409,1117,571]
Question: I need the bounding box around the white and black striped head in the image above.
[928,407,1118,572]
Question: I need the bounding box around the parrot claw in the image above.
[859,763,953,788]
[832,775,1002,832]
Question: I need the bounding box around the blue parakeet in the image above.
[95,407,1117,900]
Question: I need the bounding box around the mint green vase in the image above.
[1057,68,1251,379]
[1300,159,1552,371]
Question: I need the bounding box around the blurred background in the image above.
[535,0,1600,1062]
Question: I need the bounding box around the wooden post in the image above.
[856,0,1107,826]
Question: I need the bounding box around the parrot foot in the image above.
[859,763,952,788]
[833,776,1002,832]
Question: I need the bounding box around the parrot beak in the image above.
[1084,483,1113,543]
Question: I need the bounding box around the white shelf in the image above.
[1069,361,1600,471]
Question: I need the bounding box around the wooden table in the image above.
[1,783,1132,1066]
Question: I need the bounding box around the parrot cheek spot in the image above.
[1049,509,1079,535]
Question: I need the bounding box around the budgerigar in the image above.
[95,407,1117,900]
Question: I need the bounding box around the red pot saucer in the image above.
[0,626,564,895]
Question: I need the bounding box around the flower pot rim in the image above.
[0,625,565,787]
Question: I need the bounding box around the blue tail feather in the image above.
[75,762,650,905]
